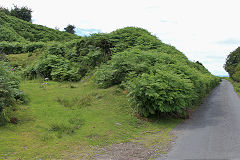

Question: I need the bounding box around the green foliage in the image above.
[108,27,162,52]
[128,70,195,117]
[0,12,79,42]
[0,62,27,124]
[0,7,10,15]
[24,54,81,81]
[9,5,32,22]
[225,47,240,81]
[6,52,41,68]
[0,41,46,54]
[94,48,220,117]
[232,63,240,82]
[0,5,32,22]
[64,24,75,34]
[3,23,219,118]
[0,25,25,42]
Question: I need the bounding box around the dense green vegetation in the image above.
[0,10,220,117]
[0,5,32,22]
[0,62,27,124]
[224,47,240,96]
[19,26,220,117]
[64,24,76,34]
[0,12,79,43]
[0,8,222,159]
[225,47,240,81]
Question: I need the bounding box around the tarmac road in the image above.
[156,79,240,160]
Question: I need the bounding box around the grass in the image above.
[6,51,41,68]
[0,79,181,159]
[224,77,240,95]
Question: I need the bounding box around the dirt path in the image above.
[156,79,240,159]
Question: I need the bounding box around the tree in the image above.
[10,5,32,22]
[64,24,75,34]
[0,5,32,22]
[0,7,10,15]
[224,47,240,79]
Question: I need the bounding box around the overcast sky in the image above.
[2,0,240,76]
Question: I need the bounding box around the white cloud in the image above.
[1,0,240,76]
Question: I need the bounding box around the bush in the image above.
[94,49,185,88]
[24,42,46,52]
[0,41,46,54]
[128,70,195,116]
[0,62,27,124]
[24,54,81,81]
[0,25,25,42]
[94,49,220,117]
[0,41,24,54]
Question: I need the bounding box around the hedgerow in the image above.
[94,48,220,117]
[0,41,46,54]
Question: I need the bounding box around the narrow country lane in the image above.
[156,79,240,160]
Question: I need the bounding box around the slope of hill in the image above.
[0,12,79,42]
[0,14,221,159]
[20,26,220,117]
[0,11,220,117]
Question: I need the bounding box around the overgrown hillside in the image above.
[1,23,220,118]
[0,12,78,42]
[0,12,221,159]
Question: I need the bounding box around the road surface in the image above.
[156,79,240,160]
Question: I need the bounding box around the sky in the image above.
[2,0,240,76]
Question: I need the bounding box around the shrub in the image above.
[0,41,46,55]
[0,25,25,42]
[0,41,24,54]
[94,49,187,88]
[128,70,195,117]
[24,54,81,81]
[94,49,220,117]
[24,42,46,52]
[0,62,27,124]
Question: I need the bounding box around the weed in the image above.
[49,118,85,138]
[57,94,95,109]
[69,117,85,129]
[41,133,54,142]
[69,83,77,88]
[113,88,122,95]
[49,122,75,136]
[73,95,93,108]
[56,97,72,108]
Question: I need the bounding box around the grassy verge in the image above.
[0,80,180,159]
[224,77,240,95]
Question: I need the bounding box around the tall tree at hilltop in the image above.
[64,24,75,34]
[0,5,32,22]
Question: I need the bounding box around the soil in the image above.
[94,142,152,160]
